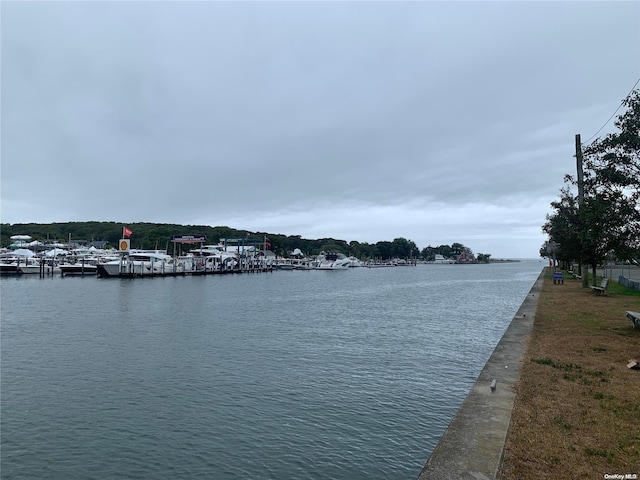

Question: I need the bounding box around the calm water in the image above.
[1,261,542,479]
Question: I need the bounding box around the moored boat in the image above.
[97,251,187,277]
[347,256,366,267]
[0,260,22,275]
[17,257,46,274]
[315,252,351,270]
[0,250,40,275]
[59,261,99,276]
[190,244,238,272]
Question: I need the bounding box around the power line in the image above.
[582,76,640,145]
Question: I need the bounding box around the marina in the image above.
[1,234,426,279]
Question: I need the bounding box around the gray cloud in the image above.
[2,1,639,257]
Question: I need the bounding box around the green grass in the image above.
[501,268,640,479]
[553,415,572,430]
[531,357,554,366]
[562,270,640,296]
[607,280,640,297]
[584,447,616,463]
[531,358,582,372]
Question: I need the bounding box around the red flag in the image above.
[123,227,133,238]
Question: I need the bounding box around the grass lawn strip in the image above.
[499,268,640,479]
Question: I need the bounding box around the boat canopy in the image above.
[12,248,36,257]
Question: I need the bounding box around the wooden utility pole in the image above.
[576,134,584,204]
[576,134,588,287]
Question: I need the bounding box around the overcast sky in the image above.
[2,1,639,258]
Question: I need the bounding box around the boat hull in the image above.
[317,260,351,270]
[0,263,22,275]
[97,257,188,277]
[60,264,98,276]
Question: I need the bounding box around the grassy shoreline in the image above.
[499,268,640,479]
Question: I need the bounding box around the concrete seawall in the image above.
[417,270,544,480]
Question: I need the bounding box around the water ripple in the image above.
[1,261,542,479]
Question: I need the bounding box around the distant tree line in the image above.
[1,221,485,261]
[542,89,640,283]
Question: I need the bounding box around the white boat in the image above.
[365,260,396,268]
[427,254,456,264]
[275,259,295,270]
[292,258,312,270]
[59,247,120,276]
[17,257,46,274]
[0,257,21,275]
[190,244,238,272]
[315,252,351,270]
[0,250,49,274]
[394,258,416,266]
[347,256,366,267]
[97,251,187,277]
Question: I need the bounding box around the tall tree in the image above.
[437,244,453,258]
[421,245,436,262]
[391,237,419,259]
[584,89,640,195]
[451,242,468,256]
[581,88,640,270]
[579,190,636,282]
[543,186,583,268]
[547,89,640,283]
